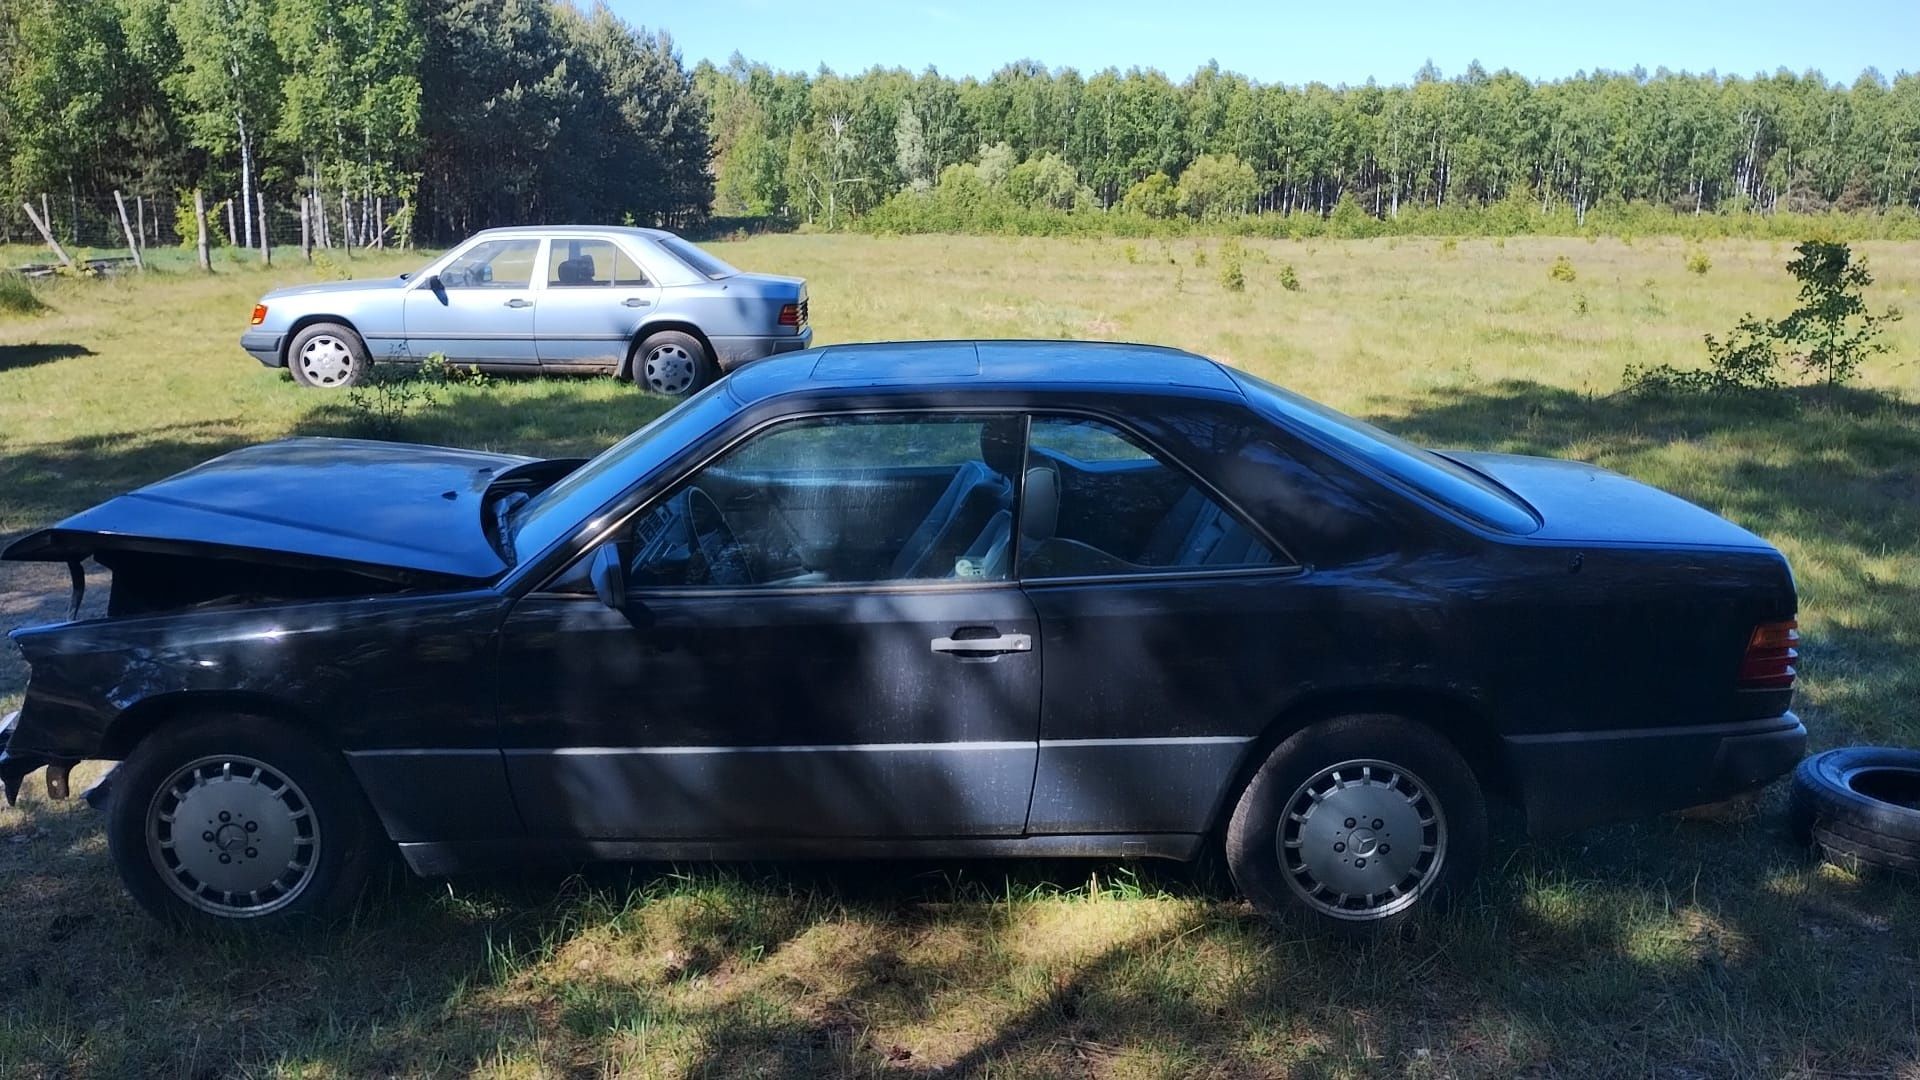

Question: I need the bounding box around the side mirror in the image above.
[588,543,626,610]
[423,273,443,292]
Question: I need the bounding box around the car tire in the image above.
[287,322,370,388]
[105,713,384,929]
[1225,713,1487,935]
[631,330,714,397]
[1790,746,1920,875]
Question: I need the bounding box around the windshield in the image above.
[1228,369,1540,534]
[658,236,738,280]
[507,380,739,561]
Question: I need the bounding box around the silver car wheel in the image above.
[642,342,698,395]
[1278,757,1446,921]
[146,754,321,918]
[297,334,357,386]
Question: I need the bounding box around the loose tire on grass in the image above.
[287,322,370,388]
[1790,747,1920,875]
[106,713,384,929]
[1225,713,1487,935]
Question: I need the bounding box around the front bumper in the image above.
[240,330,283,367]
[711,327,813,371]
[1505,713,1806,834]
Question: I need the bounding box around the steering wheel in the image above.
[678,485,754,586]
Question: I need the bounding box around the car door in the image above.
[1014,414,1303,837]
[534,237,661,372]
[494,411,1041,841]
[402,237,544,366]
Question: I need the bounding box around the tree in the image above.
[1120,172,1177,217]
[1177,152,1258,219]
[166,0,281,247]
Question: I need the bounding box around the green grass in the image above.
[2,235,1919,1076]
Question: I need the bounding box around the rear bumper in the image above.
[240,330,283,367]
[1505,713,1806,834]
[711,327,812,371]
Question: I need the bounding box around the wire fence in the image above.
[2,192,412,272]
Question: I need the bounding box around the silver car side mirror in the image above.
[588,543,626,611]
[424,273,444,293]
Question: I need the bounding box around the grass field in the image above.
[1,234,1918,1077]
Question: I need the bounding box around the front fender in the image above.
[5,591,510,769]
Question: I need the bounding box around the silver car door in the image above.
[403,238,544,366]
[534,237,662,372]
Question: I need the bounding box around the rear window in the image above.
[657,236,737,280]
[1228,370,1540,534]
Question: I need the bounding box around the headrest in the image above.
[557,257,595,284]
[1020,465,1059,543]
[979,419,1025,479]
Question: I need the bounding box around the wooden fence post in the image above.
[21,200,74,270]
[300,195,312,261]
[113,190,144,271]
[193,190,211,272]
[257,195,270,265]
[134,195,146,251]
[224,199,236,247]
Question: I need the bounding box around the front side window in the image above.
[440,239,540,289]
[547,239,650,287]
[617,413,1025,590]
[1020,416,1278,579]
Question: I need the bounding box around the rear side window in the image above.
[547,239,650,287]
[1227,369,1540,534]
[657,236,738,280]
[1021,417,1279,579]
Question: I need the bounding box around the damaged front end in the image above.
[0,707,76,806]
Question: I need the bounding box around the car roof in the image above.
[725,340,1241,404]
[468,225,679,242]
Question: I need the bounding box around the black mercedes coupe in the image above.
[0,341,1805,932]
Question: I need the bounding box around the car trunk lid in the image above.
[1442,451,1773,550]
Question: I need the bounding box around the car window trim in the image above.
[439,236,545,291]
[519,405,1036,597]
[1020,408,1302,575]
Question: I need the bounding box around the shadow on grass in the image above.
[0,343,91,374]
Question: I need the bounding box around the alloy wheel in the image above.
[642,342,698,395]
[146,755,321,918]
[1278,757,1447,921]
[297,335,357,386]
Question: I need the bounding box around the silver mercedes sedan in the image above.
[240,226,812,395]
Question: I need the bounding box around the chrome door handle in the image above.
[505,298,531,308]
[930,632,1031,655]
[623,297,650,307]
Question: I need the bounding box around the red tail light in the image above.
[778,299,808,328]
[1738,619,1798,690]
[250,304,268,325]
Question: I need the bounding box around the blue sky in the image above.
[607,0,1917,85]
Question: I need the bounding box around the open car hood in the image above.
[2,438,539,584]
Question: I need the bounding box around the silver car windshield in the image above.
[507,380,738,561]
[658,236,738,280]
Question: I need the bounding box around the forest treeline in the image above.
[3,0,1919,246]
[0,0,709,247]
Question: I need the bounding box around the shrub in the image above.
[344,354,488,438]
[1122,243,1139,264]
[1217,239,1244,292]
[1686,249,1712,275]
[0,272,44,315]
[1776,241,1901,386]
[1623,240,1899,395]
[1277,263,1301,292]
[1549,256,1577,282]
